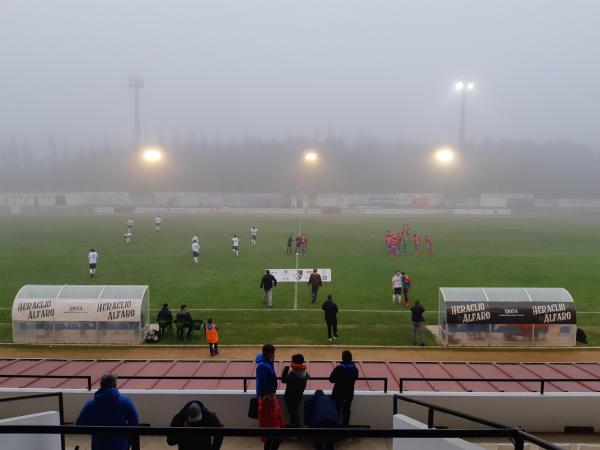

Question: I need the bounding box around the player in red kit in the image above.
[424,235,433,255]
[412,234,421,255]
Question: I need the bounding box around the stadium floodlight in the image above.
[455,80,476,148]
[434,147,456,164]
[142,147,163,163]
[304,150,319,164]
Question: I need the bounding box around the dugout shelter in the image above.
[438,287,576,347]
[11,285,149,344]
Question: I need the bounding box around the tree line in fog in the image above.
[0,135,598,197]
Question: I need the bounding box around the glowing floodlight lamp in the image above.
[455,81,475,91]
[434,148,456,164]
[142,147,163,163]
[304,150,319,163]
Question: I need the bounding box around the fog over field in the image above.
[0,0,599,194]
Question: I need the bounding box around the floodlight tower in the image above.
[455,81,474,149]
[129,76,144,148]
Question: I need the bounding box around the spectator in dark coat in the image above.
[167,400,223,450]
[321,295,339,341]
[281,353,310,428]
[410,300,425,346]
[75,373,139,450]
[176,304,193,338]
[308,268,323,303]
[260,270,278,307]
[304,389,341,450]
[329,350,359,427]
[157,303,173,335]
[255,343,277,398]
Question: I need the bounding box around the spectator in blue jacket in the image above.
[255,343,277,398]
[76,373,139,450]
[304,389,341,450]
[329,350,359,427]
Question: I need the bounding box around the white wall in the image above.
[393,414,484,450]
[0,411,61,450]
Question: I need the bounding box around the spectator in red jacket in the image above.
[258,387,284,450]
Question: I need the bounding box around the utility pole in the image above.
[129,76,144,148]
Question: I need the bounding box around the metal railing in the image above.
[0,424,563,450]
[0,374,92,390]
[393,394,564,450]
[398,377,600,394]
[0,392,65,450]
[117,375,388,393]
[0,374,387,393]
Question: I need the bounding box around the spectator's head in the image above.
[208,318,213,324]
[187,402,203,423]
[415,300,421,306]
[162,303,169,309]
[341,350,353,363]
[180,304,187,310]
[262,343,276,360]
[265,269,270,275]
[313,268,317,273]
[291,353,304,364]
[327,294,332,301]
[100,373,117,389]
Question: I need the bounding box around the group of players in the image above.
[384,225,433,256]
[286,234,308,256]
[192,226,258,262]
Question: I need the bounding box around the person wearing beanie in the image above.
[281,353,310,428]
[167,400,223,450]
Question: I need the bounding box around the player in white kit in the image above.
[192,241,200,264]
[123,232,132,244]
[127,218,134,232]
[231,234,240,256]
[250,226,258,247]
[155,216,162,231]
[88,249,98,278]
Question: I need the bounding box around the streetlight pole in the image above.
[455,81,474,150]
[129,76,144,149]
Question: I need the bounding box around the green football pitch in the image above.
[1,213,599,346]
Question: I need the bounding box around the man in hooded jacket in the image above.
[76,373,139,450]
[256,343,277,398]
[167,400,223,450]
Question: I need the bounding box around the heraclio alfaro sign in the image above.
[12,298,142,322]
[447,301,575,325]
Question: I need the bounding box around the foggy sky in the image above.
[1,0,599,148]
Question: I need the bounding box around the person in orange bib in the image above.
[205,318,219,356]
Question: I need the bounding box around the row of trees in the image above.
[0,135,598,196]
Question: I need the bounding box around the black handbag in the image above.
[248,397,259,419]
